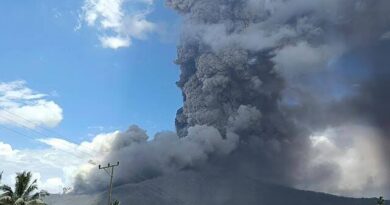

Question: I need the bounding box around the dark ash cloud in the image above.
[74,0,390,198]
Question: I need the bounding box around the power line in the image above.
[0,109,97,158]
[1,109,70,140]
[0,114,53,139]
[0,110,95,158]
[0,123,91,160]
[0,124,93,161]
[0,123,38,143]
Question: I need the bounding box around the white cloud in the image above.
[0,81,63,129]
[81,0,156,49]
[0,141,16,157]
[100,36,131,49]
[0,130,121,194]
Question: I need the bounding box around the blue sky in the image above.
[0,0,182,149]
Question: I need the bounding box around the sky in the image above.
[0,0,182,193]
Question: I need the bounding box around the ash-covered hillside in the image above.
[46,171,381,205]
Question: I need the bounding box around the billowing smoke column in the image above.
[74,0,390,198]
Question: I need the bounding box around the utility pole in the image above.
[99,161,120,205]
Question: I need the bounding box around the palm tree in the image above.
[377,196,385,205]
[0,171,46,205]
[113,200,120,205]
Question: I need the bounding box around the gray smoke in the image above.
[73,124,240,193]
[74,0,390,198]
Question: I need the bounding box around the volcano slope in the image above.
[45,170,380,205]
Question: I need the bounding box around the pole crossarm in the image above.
[99,162,120,170]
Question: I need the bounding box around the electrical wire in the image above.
[1,108,74,141]
[0,111,94,159]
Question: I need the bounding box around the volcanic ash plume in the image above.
[74,0,390,197]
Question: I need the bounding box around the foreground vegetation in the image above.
[0,171,48,205]
[378,196,385,205]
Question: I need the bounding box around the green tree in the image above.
[377,196,385,205]
[113,200,120,205]
[0,171,47,205]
